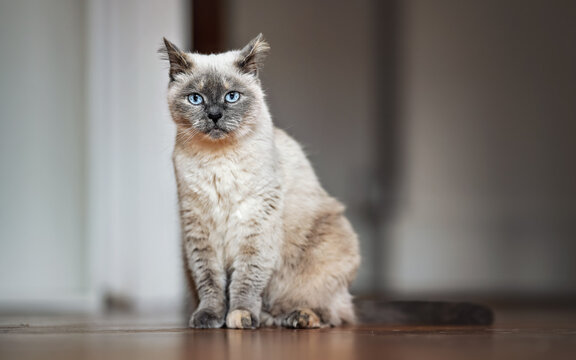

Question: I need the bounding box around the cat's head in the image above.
[160,34,270,143]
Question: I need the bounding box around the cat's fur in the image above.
[161,34,360,329]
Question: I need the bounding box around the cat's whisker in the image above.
[181,128,201,146]
[175,127,199,146]
[179,129,194,143]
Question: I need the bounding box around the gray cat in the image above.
[161,34,360,329]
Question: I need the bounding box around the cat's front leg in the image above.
[226,219,280,329]
[182,216,227,328]
[226,246,275,329]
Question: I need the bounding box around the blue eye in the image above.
[225,91,240,103]
[188,93,204,105]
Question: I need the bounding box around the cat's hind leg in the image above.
[283,308,323,329]
[266,211,360,328]
[258,309,325,328]
[268,288,356,328]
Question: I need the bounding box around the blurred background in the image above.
[1,0,575,315]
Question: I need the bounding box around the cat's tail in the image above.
[355,300,494,325]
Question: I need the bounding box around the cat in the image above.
[160,35,494,329]
[161,34,361,329]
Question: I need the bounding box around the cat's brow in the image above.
[181,75,223,95]
[181,76,245,98]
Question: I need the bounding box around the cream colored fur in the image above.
[165,35,360,328]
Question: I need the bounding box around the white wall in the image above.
[0,0,188,312]
[88,0,188,311]
[0,0,89,310]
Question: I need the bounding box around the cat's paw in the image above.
[226,309,259,329]
[284,309,322,329]
[189,308,225,329]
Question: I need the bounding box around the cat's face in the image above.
[168,65,260,141]
[162,35,269,142]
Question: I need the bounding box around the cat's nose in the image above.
[207,112,223,122]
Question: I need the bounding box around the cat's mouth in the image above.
[206,126,229,139]
[196,120,233,140]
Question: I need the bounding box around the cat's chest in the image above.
[179,160,245,207]
[174,151,261,227]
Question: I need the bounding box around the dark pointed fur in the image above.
[159,38,193,82]
[236,33,270,76]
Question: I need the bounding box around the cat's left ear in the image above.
[237,33,270,76]
[159,37,193,82]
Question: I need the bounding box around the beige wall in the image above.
[391,0,576,295]
[226,0,576,296]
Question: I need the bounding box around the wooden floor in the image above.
[1,307,575,360]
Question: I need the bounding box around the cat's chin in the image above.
[205,128,230,141]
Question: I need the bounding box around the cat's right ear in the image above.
[159,38,193,82]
